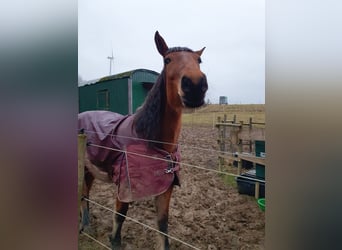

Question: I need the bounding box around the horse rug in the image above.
[78,111,180,203]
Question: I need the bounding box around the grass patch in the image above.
[217,159,239,188]
[219,172,237,188]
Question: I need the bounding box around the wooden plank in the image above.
[219,154,265,166]
[215,123,242,127]
[251,122,266,125]
[238,154,266,166]
[220,154,238,161]
[215,122,265,127]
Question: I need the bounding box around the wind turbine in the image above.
[107,49,114,75]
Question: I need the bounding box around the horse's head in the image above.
[154,31,208,108]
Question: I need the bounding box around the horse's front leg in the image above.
[155,185,174,250]
[109,197,129,249]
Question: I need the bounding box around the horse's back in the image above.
[79,111,125,138]
[78,110,136,166]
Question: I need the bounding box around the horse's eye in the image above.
[164,58,171,65]
[198,57,202,64]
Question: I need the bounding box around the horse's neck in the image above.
[160,105,182,153]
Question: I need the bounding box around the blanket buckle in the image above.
[164,155,175,174]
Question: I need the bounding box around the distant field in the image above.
[182,104,265,127]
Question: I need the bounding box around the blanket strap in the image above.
[164,153,180,174]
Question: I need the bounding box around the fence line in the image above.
[80,231,111,250]
[81,128,265,182]
[83,197,201,250]
[78,126,265,249]
[82,129,248,158]
[89,143,265,183]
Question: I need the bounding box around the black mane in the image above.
[133,70,166,146]
[165,47,193,55]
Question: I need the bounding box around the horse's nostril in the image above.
[181,76,192,92]
[182,76,208,94]
[200,77,208,92]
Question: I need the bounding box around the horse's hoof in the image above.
[109,235,122,250]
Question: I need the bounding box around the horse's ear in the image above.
[154,31,169,57]
[195,47,206,56]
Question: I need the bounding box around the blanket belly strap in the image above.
[164,153,180,174]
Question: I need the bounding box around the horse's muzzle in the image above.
[181,75,208,108]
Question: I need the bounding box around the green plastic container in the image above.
[257,198,265,211]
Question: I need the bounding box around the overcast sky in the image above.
[78,0,265,104]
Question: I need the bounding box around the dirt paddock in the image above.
[79,126,265,250]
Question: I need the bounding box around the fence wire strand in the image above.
[79,125,264,249]
[82,129,243,157]
[89,143,265,183]
[80,231,111,250]
[83,197,201,250]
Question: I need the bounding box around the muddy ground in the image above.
[79,126,265,250]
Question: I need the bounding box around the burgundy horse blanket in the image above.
[78,111,180,202]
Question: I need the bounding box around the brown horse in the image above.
[79,31,208,249]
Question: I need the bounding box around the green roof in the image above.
[81,68,160,86]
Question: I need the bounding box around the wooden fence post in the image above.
[217,116,221,123]
[255,182,260,199]
[237,158,242,176]
[237,139,243,175]
[78,133,87,212]
[223,115,227,152]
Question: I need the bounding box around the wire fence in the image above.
[80,231,111,250]
[84,129,265,183]
[81,197,201,250]
[79,127,266,249]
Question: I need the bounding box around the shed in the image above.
[79,69,159,115]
